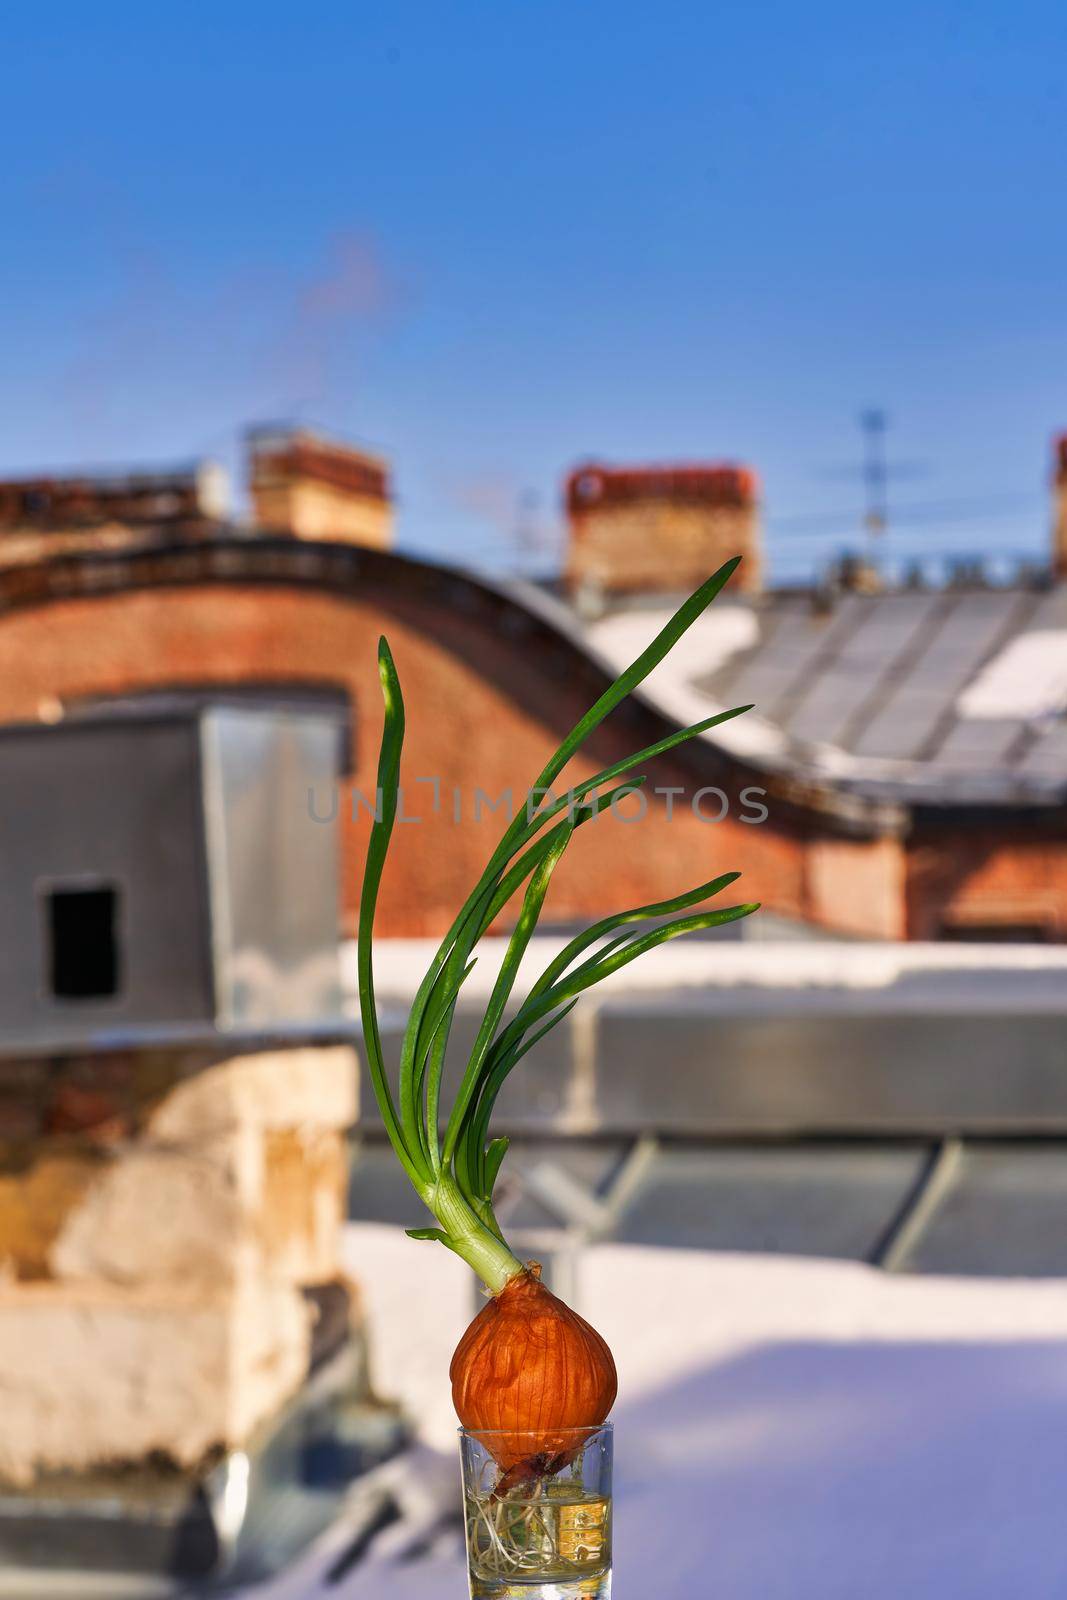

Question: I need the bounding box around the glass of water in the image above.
[459,1423,612,1599]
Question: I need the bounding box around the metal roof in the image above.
[581,583,1067,806]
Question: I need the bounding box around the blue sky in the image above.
[2,1,1065,580]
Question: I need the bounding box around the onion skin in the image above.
[450,1264,617,1473]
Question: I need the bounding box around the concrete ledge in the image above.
[0,1280,311,1486]
[594,1005,1067,1134]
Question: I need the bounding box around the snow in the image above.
[346,936,1067,1013]
[957,630,1067,720]
[258,1225,1067,1598]
[586,604,760,685]
[583,603,792,766]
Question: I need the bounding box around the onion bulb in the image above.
[450,1263,617,1472]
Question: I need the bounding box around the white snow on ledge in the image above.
[344,937,1067,1010]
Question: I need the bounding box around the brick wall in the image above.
[906,824,1067,941]
[252,479,393,547]
[569,500,763,597]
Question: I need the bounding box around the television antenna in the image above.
[860,407,889,544]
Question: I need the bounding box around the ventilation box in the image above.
[0,699,346,1052]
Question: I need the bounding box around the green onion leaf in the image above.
[356,640,430,1191]
[357,562,760,1288]
[443,824,575,1166]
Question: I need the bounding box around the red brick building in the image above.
[0,429,1063,942]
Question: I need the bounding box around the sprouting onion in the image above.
[357,558,758,1465]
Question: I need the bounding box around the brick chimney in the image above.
[1054,434,1067,578]
[248,427,393,549]
[564,460,762,598]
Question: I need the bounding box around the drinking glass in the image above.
[459,1423,612,1599]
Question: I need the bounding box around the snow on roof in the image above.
[583,602,793,766]
[350,936,1067,1012]
[958,630,1067,720]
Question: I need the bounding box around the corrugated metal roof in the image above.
[585,584,1067,804]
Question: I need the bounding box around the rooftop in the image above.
[560,578,1067,807]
